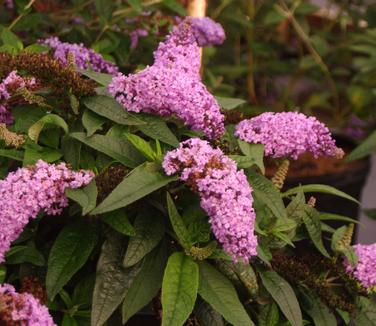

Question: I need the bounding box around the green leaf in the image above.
[28,114,68,143]
[346,130,376,162]
[319,213,359,224]
[258,303,279,326]
[127,0,142,12]
[70,132,143,168]
[257,244,272,267]
[125,133,156,161]
[161,252,199,326]
[95,0,113,25]
[46,221,98,300]
[65,180,98,216]
[91,234,142,326]
[5,245,45,266]
[102,210,135,236]
[137,115,179,147]
[0,266,6,283]
[91,163,177,214]
[352,297,376,326]
[123,213,165,267]
[23,145,62,165]
[166,192,192,249]
[1,28,23,51]
[61,135,81,169]
[233,141,264,172]
[302,205,330,258]
[82,110,106,137]
[364,208,376,220]
[195,301,225,326]
[283,184,359,204]
[259,270,302,326]
[215,96,246,110]
[0,149,24,161]
[198,261,255,326]
[300,290,336,326]
[77,69,112,86]
[83,96,144,126]
[62,314,78,326]
[162,0,186,15]
[122,243,167,324]
[247,170,287,220]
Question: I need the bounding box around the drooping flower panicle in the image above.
[235,112,344,160]
[0,284,56,326]
[163,138,257,262]
[0,160,93,263]
[39,37,119,75]
[187,17,226,47]
[344,243,376,292]
[0,70,36,124]
[108,19,225,139]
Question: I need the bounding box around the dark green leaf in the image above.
[283,184,359,204]
[82,110,106,137]
[198,261,255,326]
[166,192,192,249]
[258,303,279,326]
[122,244,167,324]
[83,96,144,126]
[28,114,68,143]
[0,149,24,161]
[247,170,287,220]
[302,205,330,258]
[70,132,144,168]
[102,210,135,236]
[195,301,225,326]
[300,290,336,326]
[127,0,142,12]
[46,221,98,300]
[5,245,45,266]
[138,115,179,147]
[260,270,302,326]
[161,252,199,326]
[91,163,177,214]
[125,133,156,161]
[78,70,112,86]
[65,180,98,215]
[123,213,165,267]
[91,234,142,326]
[1,28,23,51]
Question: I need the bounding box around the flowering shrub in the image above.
[0,2,375,326]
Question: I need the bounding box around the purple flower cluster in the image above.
[129,28,148,49]
[39,37,119,75]
[187,17,226,47]
[235,112,344,160]
[4,0,13,9]
[0,160,93,263]
[344,243,376,292]
[163,138,257,262]
[0,284,56,325]
[0,70,36,125]
[108,20,225,139]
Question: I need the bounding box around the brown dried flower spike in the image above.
[0,124,25,148]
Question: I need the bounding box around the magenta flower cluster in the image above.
[0,160,93,263]
[187,17,226,47]
[39,37,119,75]
[0,70,36,125]
[344,243,376,291]
[108,19,225,139]
[235,112,344,160]
[0,284,56,325]
[163,138,257,262]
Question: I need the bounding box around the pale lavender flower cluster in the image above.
[0,160,94,263]
[0,284,56,325]
[344,243,376,292]
[39,37,119,75]
[163,138,257,262]
[108,20,225,139]
[0,70,36,125]
[129,28,148,49]
[235,112,344,160]
[187,17,226,47]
